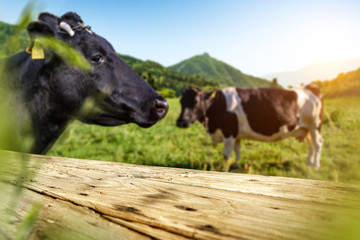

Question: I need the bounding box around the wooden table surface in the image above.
[1,152,359,240]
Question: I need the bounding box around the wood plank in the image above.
[0,182,154,240]
[1,152,359,240]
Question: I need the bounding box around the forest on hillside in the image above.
[0,21,28,58]
[312,68,360,98]
[118,54,220,97]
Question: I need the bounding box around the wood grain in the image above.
[0,152,359,239]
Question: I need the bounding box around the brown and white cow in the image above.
[176,85,323,171]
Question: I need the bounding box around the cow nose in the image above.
[154,98,168,119]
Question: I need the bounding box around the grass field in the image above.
[48,97,360,183]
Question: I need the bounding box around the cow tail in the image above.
[318,98,323,132]
[305,84,323,132]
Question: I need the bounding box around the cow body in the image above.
[177,86,323,170]
[1,12,168,154]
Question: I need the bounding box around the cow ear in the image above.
[26,22,55,60]
[27,21,55,41]
[191,87,199,93]
[182,87,191,95]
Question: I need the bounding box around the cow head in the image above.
[26,12,168,128]
[176,87,206,128]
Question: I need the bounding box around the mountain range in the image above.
[312,66,360,98]
[169,53,270,88]
[0,21,272,96]
[264,59,360,88]
[1,21,359,98]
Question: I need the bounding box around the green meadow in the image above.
[49,96,360,184]
[2,11,359,185]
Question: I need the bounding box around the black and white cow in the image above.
[1,12,168,154]
[176,85,323,170]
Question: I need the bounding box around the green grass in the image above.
[48,97,360,183]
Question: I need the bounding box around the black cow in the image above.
[177,86,323,171]
[1,12,168,154]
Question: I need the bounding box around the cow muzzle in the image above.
[133,95,169,128]
[154,98,168,120]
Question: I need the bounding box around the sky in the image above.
[1,0,360,77]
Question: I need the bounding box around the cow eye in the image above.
[91,54,104,64]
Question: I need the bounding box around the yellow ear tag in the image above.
[26,46,32,54]
[31,40,44,59]
[211,91,216,98]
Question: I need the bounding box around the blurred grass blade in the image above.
[0,1,40,238]
[15,203,41,240]
[36,36,91,72]
[4,0,36,55]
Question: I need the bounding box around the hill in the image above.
[0,21,29,57]
[312,67,360,98]
[118,54,220,96]
[169,53,271,88]
[264,59,360,88]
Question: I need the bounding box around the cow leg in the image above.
[310,129,323,168]
[229,138,241,171]
[222,137,235,172]
[305,134,315,166]
[234,138,241,162]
